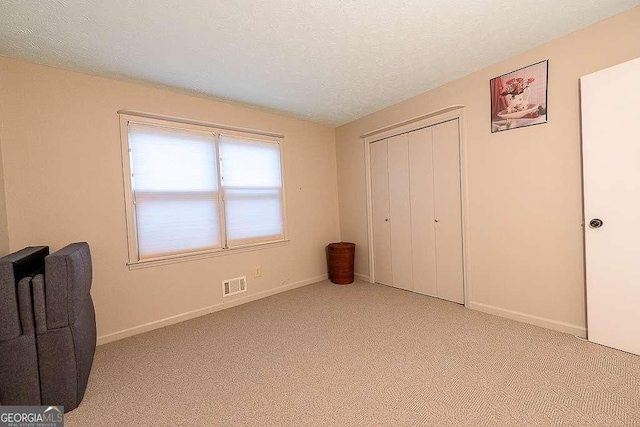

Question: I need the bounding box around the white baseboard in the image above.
[468,301,586,338]
[354,273,371,282]
[97,274,328,346]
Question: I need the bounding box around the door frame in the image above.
[362,105,471,307]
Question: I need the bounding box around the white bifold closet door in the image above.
[387,134,414,291]
[370,140,393,286]
[431,121,464,303]
[408,127,437,297]
[371,119,464,303]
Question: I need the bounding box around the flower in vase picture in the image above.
[490,60,548,133]
[501,77,535,113]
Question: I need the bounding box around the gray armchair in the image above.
[32,242,96,412]
[0,246,49,405]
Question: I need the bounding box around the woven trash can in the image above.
[327,242,356,285]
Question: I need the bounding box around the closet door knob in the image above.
[384,218,389,222]
[434,219,439,223]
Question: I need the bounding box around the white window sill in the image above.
[127,239,290,270]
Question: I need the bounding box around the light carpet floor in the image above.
[66,280,640,426]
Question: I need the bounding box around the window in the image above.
[120,113,287,266]
[218,135,284,246]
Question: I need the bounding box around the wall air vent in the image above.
[222,276,247,297]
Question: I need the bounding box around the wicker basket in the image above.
[327,242,356,285]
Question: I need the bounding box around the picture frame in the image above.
[490,60,548,133]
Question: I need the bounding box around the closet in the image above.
[370,119,464,304]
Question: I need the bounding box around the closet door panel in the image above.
[370,140,393,286]
[408,128,437,297]
[432,120,464,303]
[387,134,413,291]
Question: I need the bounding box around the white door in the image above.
[387,134,414,291]
[432,120,464,304]
[369,120,464,303]
[582,57,640,356]
[408,127,438,296]
[370,139,392,286]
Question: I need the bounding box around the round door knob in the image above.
[589,219,603,229]
[384,218,389,222]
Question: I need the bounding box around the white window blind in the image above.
[123,116,287,265]
[128,123,221,259]
[219,135,285,246]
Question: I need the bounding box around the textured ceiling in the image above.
[1,1,638,126]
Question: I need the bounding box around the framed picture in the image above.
[490,60,548,133]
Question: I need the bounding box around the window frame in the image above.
[118,111,289,269]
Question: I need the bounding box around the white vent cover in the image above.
[222,276,247,297]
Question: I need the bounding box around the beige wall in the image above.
[336,7,640,336]
[0,58,340,343]
[0,128,9,255]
